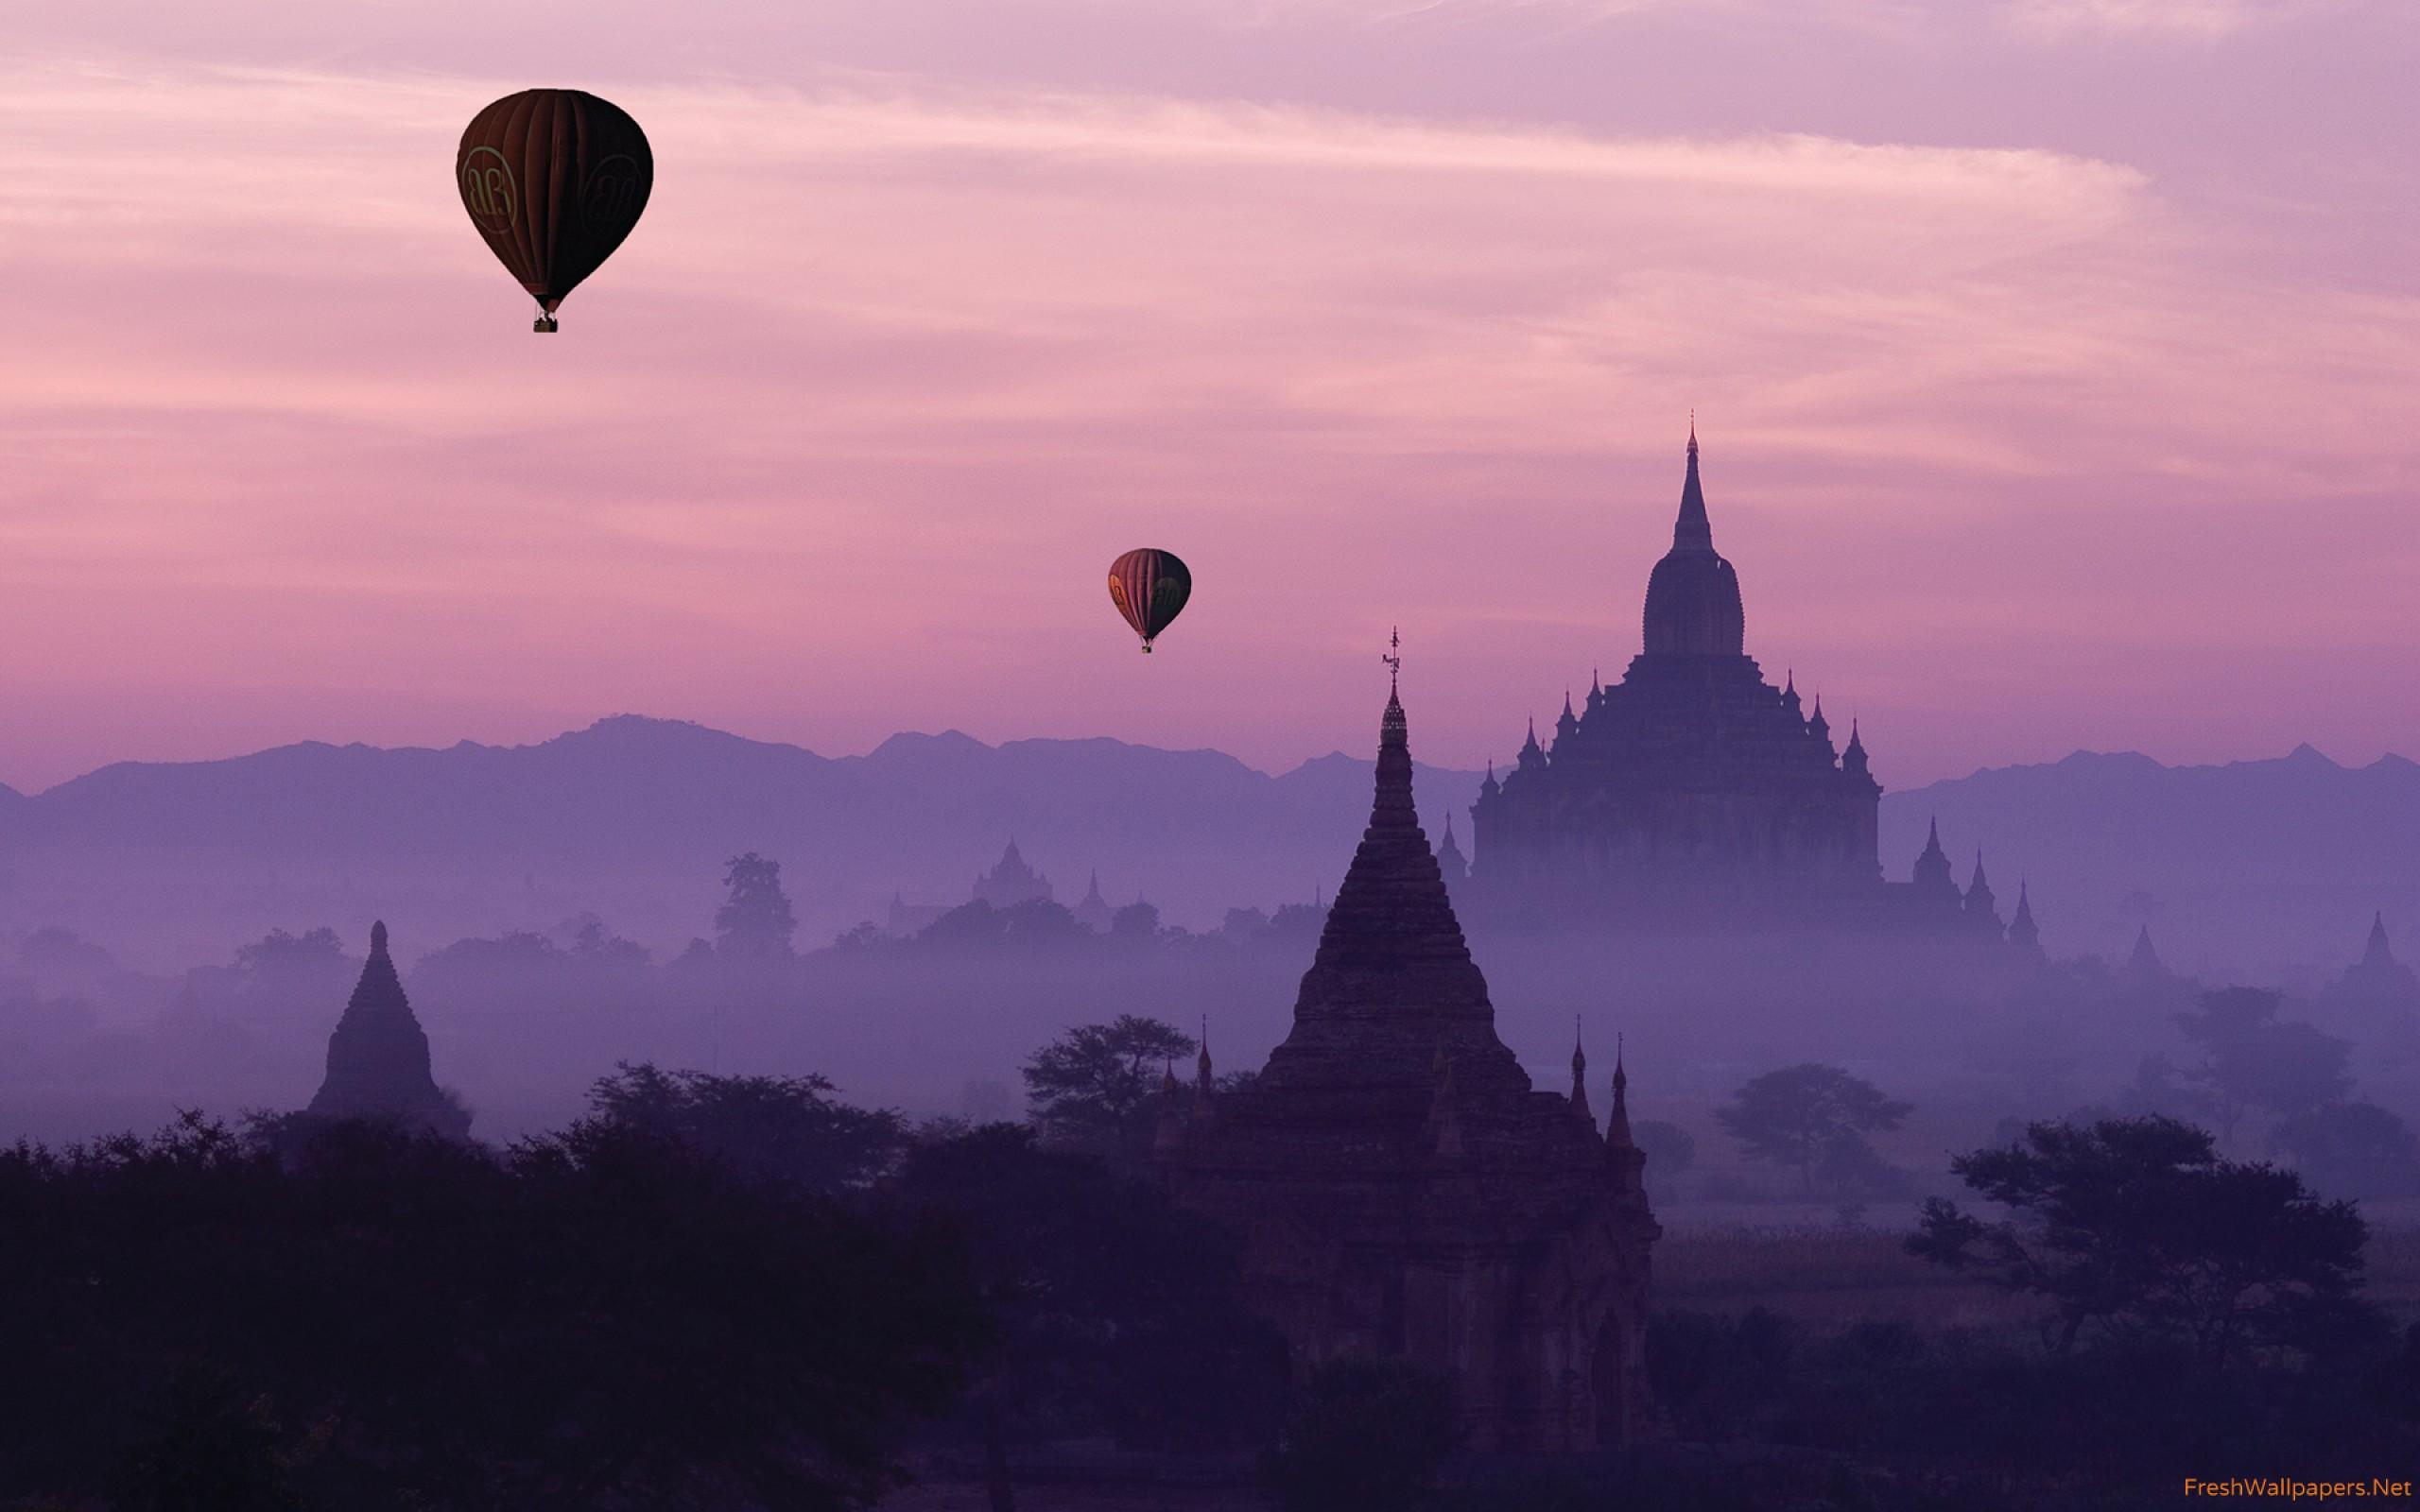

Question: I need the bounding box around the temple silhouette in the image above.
[1466,427,2019,938]
[1157,670,1657,1451]
[307,921,471,1140]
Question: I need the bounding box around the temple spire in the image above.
[2364,912,2394,968]
[1193,1018,1217,1128]
[1606,1034,1634,1148]
[1570,1016,1592,1119]
[308,920,468,1140]
[1674,421,1712,553]
[2010,879,2043,955]
[1258,672,1523,1097]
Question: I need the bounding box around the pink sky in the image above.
[0,0,2413,792]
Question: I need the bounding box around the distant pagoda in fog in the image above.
[1073,869,1117,933]
[1464,428,2014,939]
[2323,912,2420,1011]
[1157,663,1657,1452]
[971,839,1053,908]
[308,921,470,1140]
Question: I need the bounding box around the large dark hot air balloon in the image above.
[1108,549,1192,653]
[456,90,652,332]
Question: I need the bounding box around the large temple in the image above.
[1467,428,2007,936]
[1156,673,1658,1452]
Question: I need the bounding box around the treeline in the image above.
[13,1010,2420,1510]
[0,1052,1286,1511]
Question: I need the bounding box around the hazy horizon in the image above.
[3,704,2412,800]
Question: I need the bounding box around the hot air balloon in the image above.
[1108,549,1192,653]
[456,90,653,332]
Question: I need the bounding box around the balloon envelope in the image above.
[1108,549,1192,652]
[456,90,652,325]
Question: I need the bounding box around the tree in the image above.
[891,1125,1286,1470]
[110,1368,306,1512]
[1021,1015,1195,1165]
[1909,1115,2376,1366]
[1715,1065,1911,1196]
[1265,902,1323,943]
[1109,901,1161,943]
[0,1109,986,1511]
[233,926,348,982]
[562,1061,908,1193]
[2270,1102,2420,1198]
[1220,907,1271,943]
[569,919,652,969]
[1262,1355,1457,1512]
[716,851,798,959]
[2174,988,2352,1147]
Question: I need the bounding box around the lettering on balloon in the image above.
[459,146,517,231]
[582,155,646,234]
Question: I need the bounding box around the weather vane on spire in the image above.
[1383,625,1402,693]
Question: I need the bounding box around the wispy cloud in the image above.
[0,56,2411,785]
[1998,0,2335,40]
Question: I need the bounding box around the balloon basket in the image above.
[1140,644,1153,654]
[533,315,559,333]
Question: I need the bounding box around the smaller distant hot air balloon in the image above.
[456,89,653,332]
[1108,549,1192,653]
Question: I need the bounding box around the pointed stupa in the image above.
[308,921,469,1139]
[1193,1020,1217,1128]
[2364,912,2395,970]
[1555,689,1580,743]
[1842,717,1873,782]
[1782,669,1802,718]
[1436,813,1469,886]
[1518,714,1546,772]
[1074,868,1115,932]
[1965,850,1997,919]
[2009,879,2044,955]
[1806,696,1830,744]
[1673,419,1711,551]
[1569,1018,1592,1121]
[1257,676,1529,1105]
[1641,423,1746,658]
[1913,816,1955,895]
[1606,1037,1634,1149]
[2127,925,2166,981]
